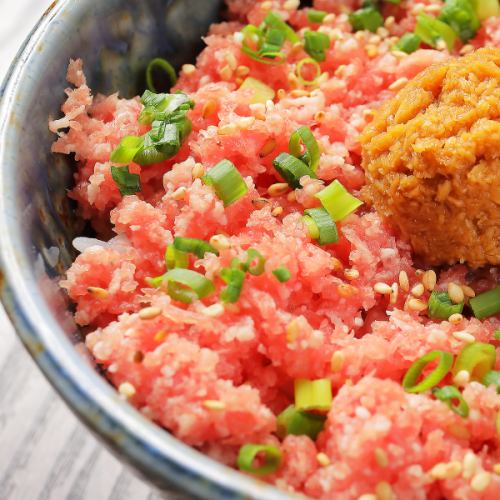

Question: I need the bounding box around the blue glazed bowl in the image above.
[0,1,287,498]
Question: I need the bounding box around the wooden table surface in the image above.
[0,2,185,498]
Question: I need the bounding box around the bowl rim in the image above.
[0,1,287,498]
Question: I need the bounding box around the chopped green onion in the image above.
[452,342,496,381]
[495,330,500,340]
[296,57,321,86]
[303,208,339,245]
[139,91,193,125]
[415,13,458,51]
[220,267,245,303]
[482,370,500,393]
[303,215,320,240]
[241,248,266,276]
[432,385,470,418]
[146,58,177,93]
[110,136,144,164]
[394,33,422,54]
[110,166,141,196]
[133,125,179,166]
[289,126,320,172]
[165,244,189,270]
[349,7,384,33]
[203,160,248,207]
[304,31,330,62]
[439,0,480,42]
[237,444,282,476]
[173,237,219,259]
[294,379,332,412]
[471,0,500,20]
[469,286,500,319]
[262,11,300,43]
[272,267,291,282]
[402,350,454,393]
[428,291,464,320]
[239,77,275,104]
[163,268,215,303]
[272,153,316,189]
[276,405,326,440]
[307,9,328,23]
[315,180,363,221]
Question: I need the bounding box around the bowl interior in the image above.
[0,0,286,498]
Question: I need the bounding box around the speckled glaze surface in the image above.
[0,1,287,498]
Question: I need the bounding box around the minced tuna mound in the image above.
[50,1,500,498]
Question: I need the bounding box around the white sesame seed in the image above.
[374,282,392,295]
[209,234,231,251]
[436,39,447,51]
[461,285,476,298]
[331,351,344,373]
[452,331,476,344]
[271,206,284,217]
[453,370,470,387]
[399,271,409,292]
[182,64,196,75]
[172,186,187,200]
[422,269,437,292]
[493,463,500,475]
[268,183,289,197]
[430,461,462,480]
[202,303,225,318]
[260,0,272,10]
[374,447,388,468]
[218,123,237,135]
[252,197,270,209]
[411,283,425,298]
[225,52,237,70]
[471,471,492,492]
[449,313,463,324]
[234,32,244,44]
[236,65,250,77]
[219,65,232,81]
[118,382,136,398]
[448,282,465,304]
[358,495,377,500]
[286,319,300,343]
[344,268,360,281]
[283,0,299,10]
[259,138,277,158]
[203,400,226,411]
[388,77,408,91]
[390,282,399,305]
[139,306,161,320]
[375,481,392,500]
[192,163,205,179]
[463,451,477,479]
[407,298,427,312]
[316,452,330,467]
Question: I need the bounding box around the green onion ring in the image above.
[289,126,320,172]
[402,350,454,393]
[237,444,282,476]
[432,385,470,418]
[146,58,178,93]
[452,342,496,382]
[296,57,321,86]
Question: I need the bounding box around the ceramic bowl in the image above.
[0,0,286,497]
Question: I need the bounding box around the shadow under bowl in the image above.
[0,0,287,498]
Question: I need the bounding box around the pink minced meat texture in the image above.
[51,1,500,498]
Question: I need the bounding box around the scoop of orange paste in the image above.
[360,47,500,268]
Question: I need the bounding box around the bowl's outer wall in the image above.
[0,0,287,498]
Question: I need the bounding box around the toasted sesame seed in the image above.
[237,116,255,129]
[268,183,289,197]
[390,282,399,305]
[259,138,276,158]
[290,89,310,98]
[449,313,463,325]
[209,234,231,251]
[314,110,326,122]
[236,65,250,77]
[365,44,379,58]
[139,306,161,320]
[182,64,196,75]
[316,452,330,467]
[286,319,300,343]
[220,65,232,81]
[323,13,335,24]
[202,303,225,318]
[172,186,187,200]
[252,197,270,209]
[203,400,226,411]
[392,50,408,59]
[154,330,167,342]
[192,163,205,179]
[133,350,144,363]
[118,382,136,398]
[448,282,465,304]
[331,257,344,273]
[338,284,358,297]
[430,461,462,480]
[277,88,286,100]
[218,123,237,135]
[463,451,477,479]
[422,270,437,291]
[331,351,344,373]
[260,0,272,10]
[411,283,425,297]
[452,330,476,344]
[374,282,392,295]
[272,206,284,217]
[344,268,360,281]
[287,191,296,203]
[461,285,476,298]
[436,39,447,51]
[389,77,408,91]
[460,44,474,55]
[453,370,470,387]
[225,52,237,70]
[399,271,409,292]
[374,447,388,468]
[377,27,389,38]
[284,0,299,9]
[358,495,377,500]
[87,286,109,299]
[202,100,217,118]
[415,269,425,277]
[375,481,392,500]
[384,16,395,29]
[407,298,427,312]
[471,471,492,492]
[493,463,500,475]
